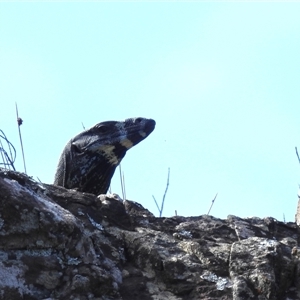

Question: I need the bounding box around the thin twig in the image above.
[296,147,300,165]
[6,130,14,165]
[15,103,27,174]
[0,130,16,170]
[160,167,170,217]
[152,168,170,217]
[119,164,125,200]
[207,193,218,215]
[0,131,14,169]
[122,171,126,200]
[152,195,160,212]
[0,137,8,169]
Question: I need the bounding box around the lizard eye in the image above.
[97,125,109,134]
[135,118,143,124]
[72,143,82,154]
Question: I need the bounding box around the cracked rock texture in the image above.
[0,169,300,300]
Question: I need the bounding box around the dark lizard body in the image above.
[54,117,155,195]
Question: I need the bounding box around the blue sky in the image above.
[1,3,300,222]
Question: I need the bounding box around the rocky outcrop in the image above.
[0,169,299,300]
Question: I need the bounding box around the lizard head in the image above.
[54,117,155,195]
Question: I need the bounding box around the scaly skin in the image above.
[54,117,156,195]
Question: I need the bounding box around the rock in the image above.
[0,168,299,299]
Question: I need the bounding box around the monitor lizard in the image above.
[54,117,155,195]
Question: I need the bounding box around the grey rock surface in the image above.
[0,169,299,299]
